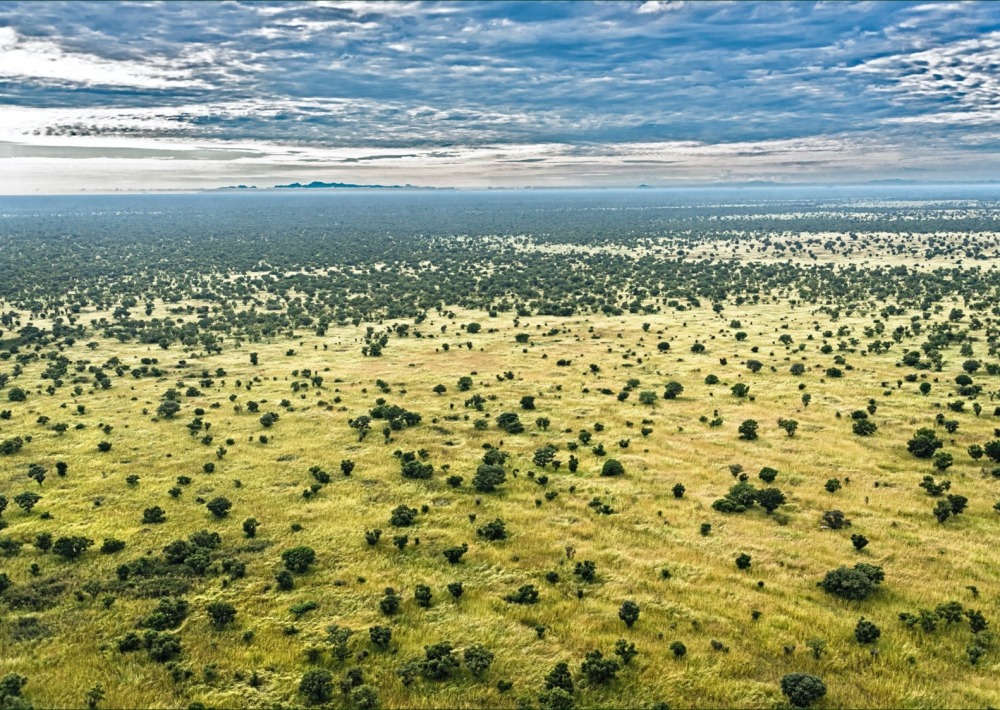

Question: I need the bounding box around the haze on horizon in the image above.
[2,0,1000,194]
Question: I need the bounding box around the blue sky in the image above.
[2,1,1000,191]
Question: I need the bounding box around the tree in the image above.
[473,464,506,493]
[731,383,750,398]
[520,396,536,410]
[443,544,468,564]
[738,420,759,440]
[580,649,620,685]
[984,440,1000,464]
[206,601,237,628]
[242,518,259,538]
[818,564,884,600]
[299,669,334,705]
[781,674,827,708]
[206,497,232,518]
[851,534,868,551]
[663,381,684,399]
[259,412,278,428]
[457,376,474,392]
[52,536,93,561]
[142,506,165,524]
[907,428,943,459]
[854,618,880,644]
[156,400,181,418]
[390,505,417,527]
[619,600,640,628]
[601,459,625,477]
[420,641,460,681]
[778,418,798,437]
[853,419,877,436]
[735,553,752,570]
[282,546,316,573]
[756,487,786,514]
[464,644,494,677]
[639,391,657,405]
[477,518,507,541]
[14,491,41,513]
[544,662,573,694]
[369,625,392,650]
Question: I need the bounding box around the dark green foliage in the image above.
[369,625,392,650]
[299,669,334,705]
[379,589,401,615]
[141,598,189,631]
[853,419,877,436]
[442,543,468,564]
[242,518,259,538]
[206,601,236,628]
[580,649,620,685]
[389,505,418,527]
[854,618,880,644]
[477,518,507,541]
[758,467,778,483]
[713,481,759,513]
[756,487,786,514]
[414,585,432,608]
[472,464,506,493]
[420,641,460,681]
[573,560,597,582]
[447,582,464,599]
[907,428,943,459]
[281,546,316,573]
[670,641,686,658]
[544,662,573,694]
[737,419,759,440]
[672,483,685,498]
[781,674,827,708]
[662,381,684,399]
[619,599,640,627]
[504,584,539,604]
[600,459,625,477]
[14,492,41,514]
[819,564,884,600]
[142,506,165,524]
[984,440,1000,464]
[735,554,751,570]
[464,644,494,677]
[51,536,93,561]
[496,412,524,434]
[825,478,842,494]
[206,497,231,518]
[822,509,851,529]
[851,534,869,551]
[614,639,638,665]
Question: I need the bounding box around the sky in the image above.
[2,0,1000,192]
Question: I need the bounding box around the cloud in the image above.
[0,26,204,89]
[636,1,685,14]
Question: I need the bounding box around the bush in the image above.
[580,649,620,685]
[369,625,392,650]
[854,617,880,644]
[52,536,93,561]
[477,518,507,541]
[142,506,166,524]
[663,381,684,399]
[242,518,259,538]
[299,669,334,705]
[420,641,460,680]
[389,505,418,527]
[737,419,759,440]
[464,643,494,677]
[282,546,316,573]
[819,564,884,600]
[100,538,126,554]
[780,673,827,708]
[735,553,752,570]
[443,543,468,564]
[504,584,539,604]
[907,428,943,459]
[206,497,232,518]
[670,641,687,657]
[600,459,625,477]
[472,464,506,493]
[619,600,640,627]
[206,601,237,628]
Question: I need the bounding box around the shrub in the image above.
[477,518,507,541]
[819,564,884,600]
[442,543,468,564]
[370,625,392,649]
[420,641,460,681]
[504,584,539,604]
[142,506,166,524]
[414,585,432,608]
[206,601,237,628]
[663,381,684,399]
[472,464,506,493]
[242,518,259,538]
[854,617,880,644]
[464,644,494,677]
[780,673,827,708]
[100,538,126,554]
[544,661,573,693]
[52,536,93,561]
[379,589,401,615]
[907,428,943,459]
[601,459,625,477]
[580,649,620,685]
[619,600,640,627]
[670,641,687,657]
[737,419,759,440]
[821,510,851,529]
[389,505,418,527]
[14,491,41,514]
[299,669,334,705]
[282,546,316,573]
[735,553,752,570]
[206,497,232,518]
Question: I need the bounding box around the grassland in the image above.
[1,191,1000,709]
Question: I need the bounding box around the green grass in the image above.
[1,298,1000,709]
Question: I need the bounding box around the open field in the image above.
[2,190,1000,709]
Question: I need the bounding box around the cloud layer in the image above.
[2,1,1000,191]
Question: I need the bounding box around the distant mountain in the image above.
[274,180,446,190]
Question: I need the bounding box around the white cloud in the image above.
[636,1,685,15]
[0,26,204,89]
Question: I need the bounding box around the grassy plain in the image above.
[2,261,1000,710]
